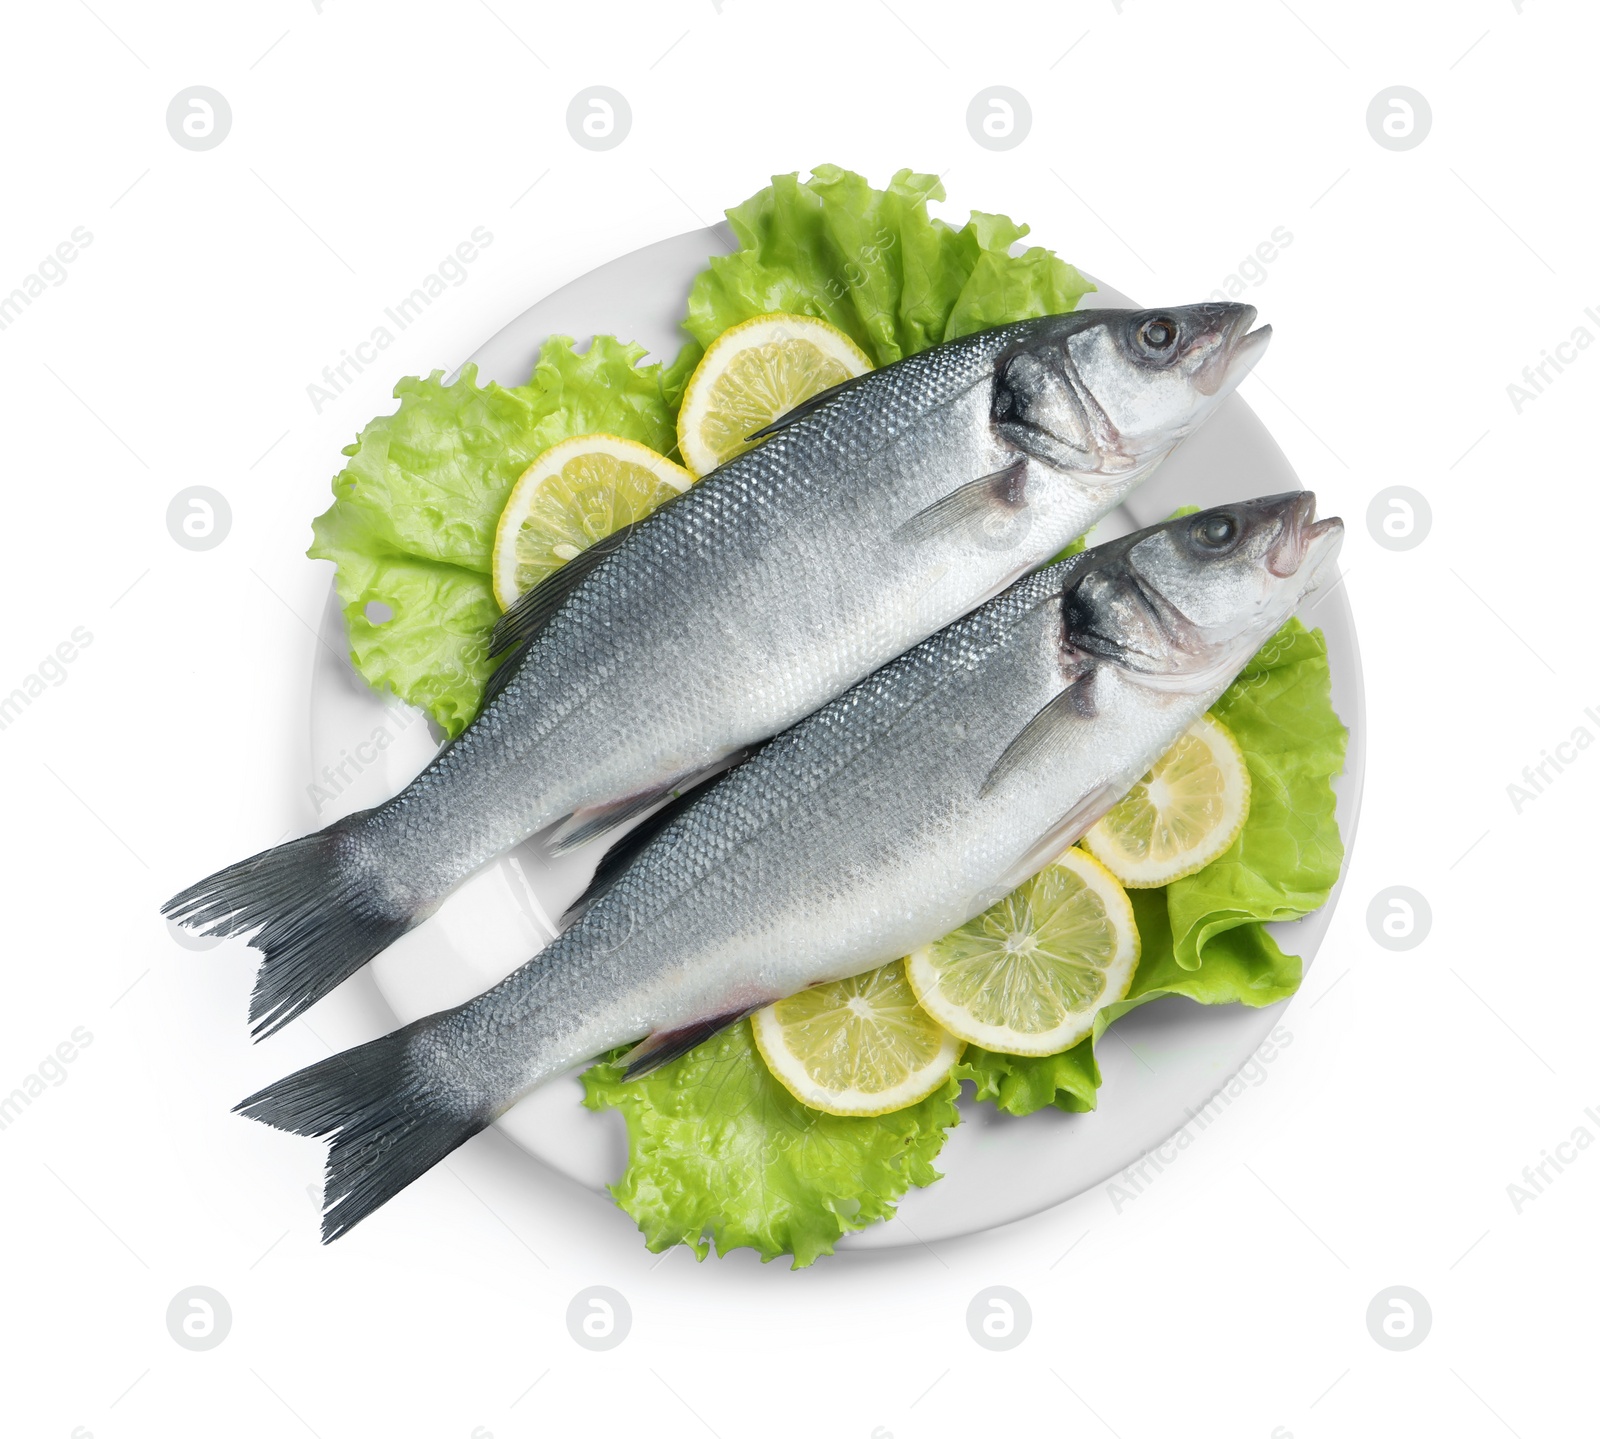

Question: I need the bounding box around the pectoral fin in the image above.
[489,522,640,660]
[895,458,1029,548]
[980,669,1097,798]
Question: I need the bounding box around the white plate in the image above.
[308,227,1365,1250]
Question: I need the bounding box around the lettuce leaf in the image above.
[308,338,678,736]
[958,618,1345,1115]
[582,1021,960,1268]
[575,168,1101,1253]
[956,1039,1100,1117]
[308,164,1345,1258]
[314,167,1091,737]
[1168,620,1348,971]
[666,164,1092,400]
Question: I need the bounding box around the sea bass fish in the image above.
[237,494,1341,1241]
[167,304,1269,1037]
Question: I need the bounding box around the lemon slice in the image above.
[906,848,1139,1057]
[676,312,873,477]
[1082,715,1251,888]
[751,960,963,1116]
[491,433,694,610]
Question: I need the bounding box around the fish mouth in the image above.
[1267,490,1343,579]
[1193,306,1271,398]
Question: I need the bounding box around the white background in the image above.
[1,1,1593,1435]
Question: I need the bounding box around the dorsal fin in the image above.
[742,368,879,443]
[476,644,523,709]
[617,1004,766,1081]
[559,745,765,928]
[488,521,640,660]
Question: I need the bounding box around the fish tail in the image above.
[236,1018,492,1242]
[161,810,417,1041]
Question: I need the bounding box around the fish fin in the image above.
[894,457,1029,548]
[235,1021,490,1243]
[990,783,1123,896]
[162,812,414,1041]
[619,1007,764,1081]
[981,669,1098,799]
[488,523,639,660]
[545,783,683,858]
[561,791,701,927]
[560,745,765,926]
[477,645,523,708]
[743,370,877,443]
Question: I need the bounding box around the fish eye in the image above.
[1192,513,1238,551]
[1137,316,1179,353]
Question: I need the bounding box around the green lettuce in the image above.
[313,168,1091,736]
[956,1039,1101,1116]
[665,164,1093,398]
[308,337,679,736]
[958,618,1345,1115]
[308,164,1347,1261]
[1169,620,1348,971]
[581,572,1344,1237]
[582,1022,960,1269]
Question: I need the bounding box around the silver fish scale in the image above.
[415,512,1278,1112]
[357,319,1084,908]
[419,561,1140,1101]
[232,493,1328,1242]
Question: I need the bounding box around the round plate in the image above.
[309,228,1365,1250]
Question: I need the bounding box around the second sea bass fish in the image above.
[238,494,1341,1240]
[167,304,1269,1036]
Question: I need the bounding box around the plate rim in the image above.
[312,224,1366,1253]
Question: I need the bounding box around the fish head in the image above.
[995,304,1269,488]
[1063,493,1342,687]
